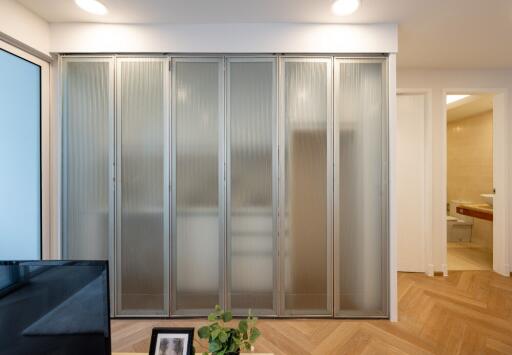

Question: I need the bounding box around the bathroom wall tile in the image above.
[447,110,493,204]
[447,110,493,252]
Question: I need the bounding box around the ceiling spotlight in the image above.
[331,0,361,16]
[75,0,108,15]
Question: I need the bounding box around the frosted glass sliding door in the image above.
[62,58,114,261]
[226,58,277,315]
[171,58,224,315]
[334,58,388,317]
[279,58,333,316]
[0,48,40,260]
[116,58,169,315]
[59,54,390,318]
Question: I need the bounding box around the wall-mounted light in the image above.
[75,0,108,15]
[331,0,361,16]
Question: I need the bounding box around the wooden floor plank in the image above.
[111,271,512,354]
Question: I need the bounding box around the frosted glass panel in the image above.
[117,59,167,314]
[63,59,112,260]
[227,59,275,313]
[0,49,40,260]
[173,59,222,313]
[335,59,388,317]
[282,59,331,315]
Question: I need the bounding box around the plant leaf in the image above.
[238,319,248,333]
[211,328,221,340]
[197,326,210,339]
[250,327,261,343]
[223,310,233,322]
[214,305,223,319]
[219,330,228,343]
[209,340,222,352]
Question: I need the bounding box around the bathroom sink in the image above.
[480,193,494,206]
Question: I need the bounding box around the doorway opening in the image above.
[446,93,494,271]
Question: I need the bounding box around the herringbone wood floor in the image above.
[111,271,512,354]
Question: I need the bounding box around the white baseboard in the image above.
[426,264,434,277]
[493,263,510,276]
[442,263,448,276]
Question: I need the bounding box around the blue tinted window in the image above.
[0,49,41,260]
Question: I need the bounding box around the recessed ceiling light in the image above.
[446,95,469,105]
[332,0,361,16]
[75,0,108,15]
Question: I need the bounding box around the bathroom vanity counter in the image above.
[456,204,493,221]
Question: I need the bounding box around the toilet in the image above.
[447,200,473,242]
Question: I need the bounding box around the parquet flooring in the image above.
[111,271,512,354]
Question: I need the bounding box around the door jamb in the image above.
[442,88,509,277]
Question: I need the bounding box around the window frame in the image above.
[0,40,50,260]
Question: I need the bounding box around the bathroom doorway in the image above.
[445,94,494,271]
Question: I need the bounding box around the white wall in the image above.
[397,93,427,273]
[49,23,397,54]
[397,69,512,274]
[0,0,50,56]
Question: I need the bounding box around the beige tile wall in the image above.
[447,110,493,252]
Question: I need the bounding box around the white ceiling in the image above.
[17,0,512,68]
[447,95,494,122]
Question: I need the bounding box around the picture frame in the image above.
[149,327,194,355]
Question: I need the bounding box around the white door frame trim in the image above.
[442,88,509,277]
[388,54,398,321]
[0,39,51,259]
[397,89,434,276]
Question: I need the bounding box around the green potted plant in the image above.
[197,305,261,355]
